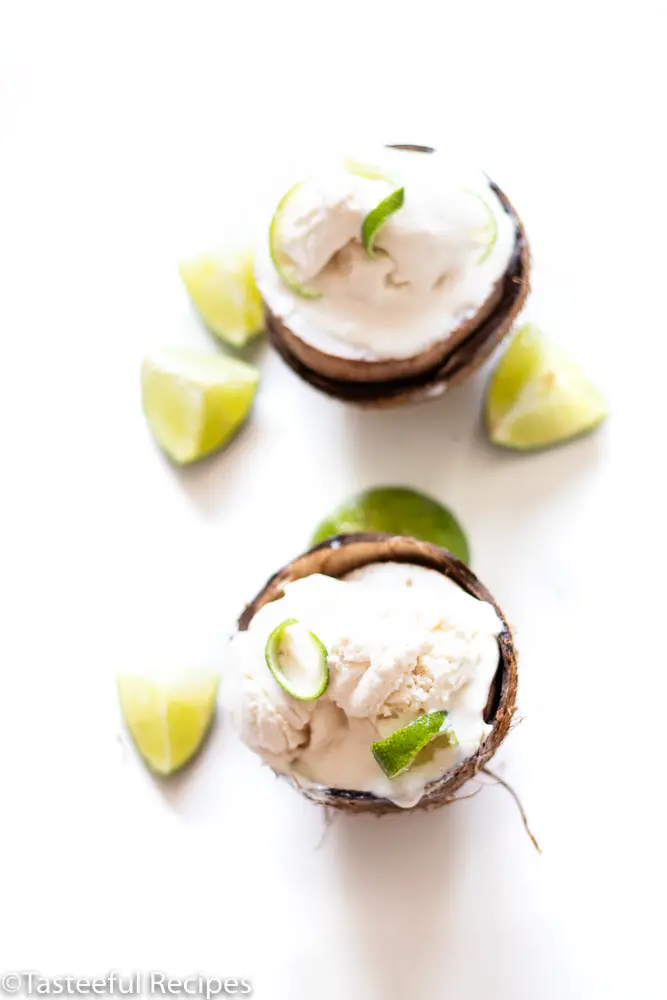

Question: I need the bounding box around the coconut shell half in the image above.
[265,145,531,408]
[237,533,518,814]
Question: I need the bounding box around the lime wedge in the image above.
[342,158,397,183]
[179,248,264,348]
[269,182,322,300]
[265,618,329,701]
[311,487,470,564]
[372,711,457,778]
[362,187,405,258]
[467,190,498,264]
[118,670,218,776]
[485,324,608,450]
[141,349,259,465]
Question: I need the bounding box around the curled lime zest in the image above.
[371,711,457,779]
[466,189,498,264]
[265,618,329,701]
[361,187,405,259]
[342,158,397,184]
[269,182,323,300]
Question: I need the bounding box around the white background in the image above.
[1,3,666,998]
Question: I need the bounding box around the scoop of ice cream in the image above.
[276,163,497,293]
[225,564,502,804]
[255,147,516,361]
[326,578,501,719]
[276,174,370,284]
[228,634,312,757]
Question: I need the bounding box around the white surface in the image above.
[1,4,665,998]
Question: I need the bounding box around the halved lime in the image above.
[485,324,608,450]
[179,248,264,348]
[372,711,457,778]
[118,670,219,776]
[311,487,470,564]
[467,190,498,264]
[141,349,259,465]
[362,187,405,258]
[265,618,329,701]
[269,182,322,300]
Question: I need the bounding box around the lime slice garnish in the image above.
[118,670,218,776]
[466,190,498,264]
[269,182,323,300]
[264,618,329,701]
[311,487,470,564]
[485,323,609,451]
[362,187,405,259]
[372,711,458,778]
[179,248,264,349]
[342,158,397,183]
[141,349,259,465]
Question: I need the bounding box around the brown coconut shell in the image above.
[237,533,518,815]
[273,264,505,385]
[265,144,531,409]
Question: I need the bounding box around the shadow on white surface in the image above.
[340,375,606,510]
[329,781,605,1000]
[188,314,271,369]
[154,418,265,518]
[340,376,485,481]
[151,718,225,810]
[115,717,233,823]
[332,794,485,998]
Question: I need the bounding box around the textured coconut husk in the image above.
[237,533,518,815]
[265,145,531,408]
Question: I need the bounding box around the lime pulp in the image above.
[179,248,264,348]
[118,670,219,776]
[141,349,259,465]
[485,324,608,450]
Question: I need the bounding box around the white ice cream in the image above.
[255,147,516,362]
[225,562,503,808]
